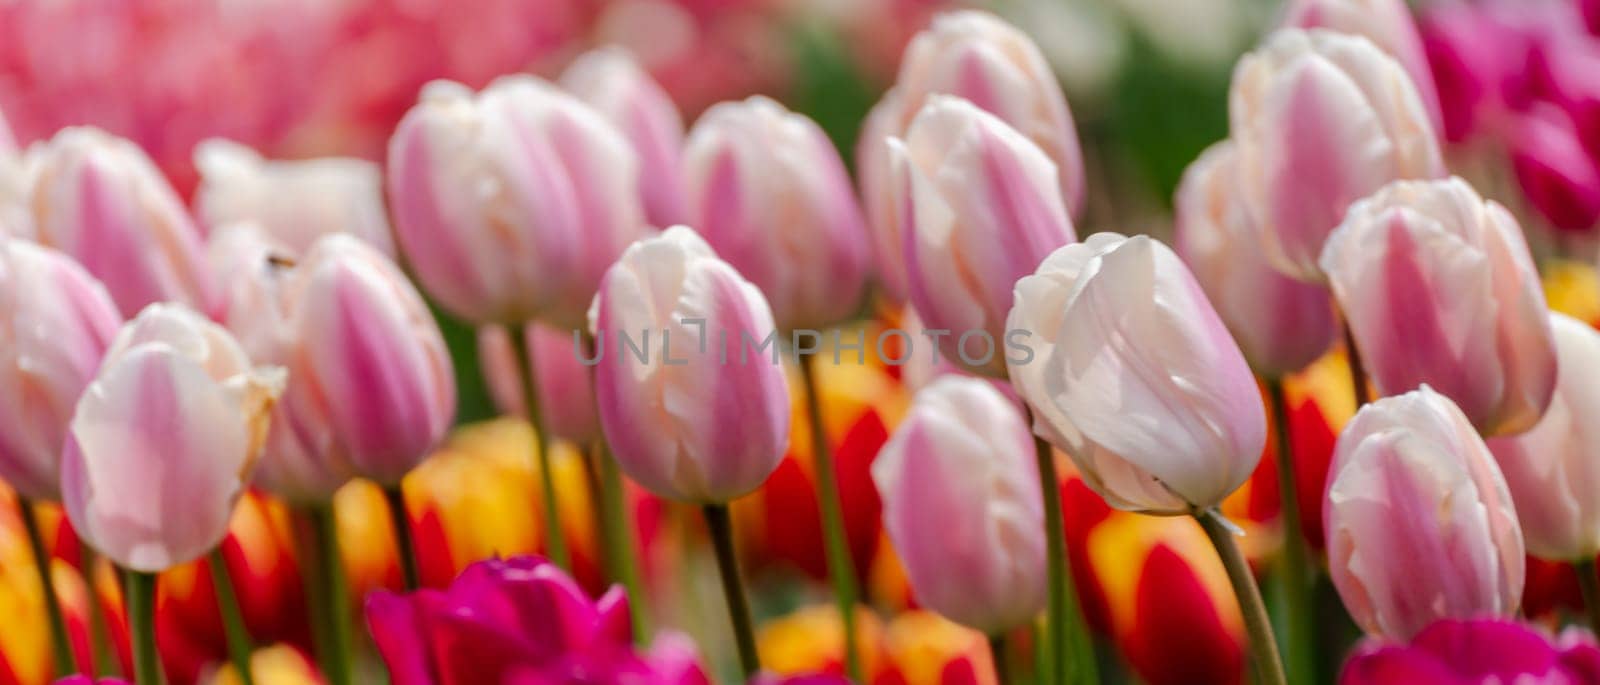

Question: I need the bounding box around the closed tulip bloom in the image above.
[1007,233,1265,514]
[1325,386,1524,639]
[858,89,908,301]
[892,96,1076,377]
[28,127,218,317]
[194,138,396,256]
[388,76,648,328]
[1231,29,1444,281]
[0,240,122,500]
[1487,313,1600,561]
[1320,177,1556,436]
[1282,0,1443,131]
[62,303,284,572]
[589,226,789,503]
[872,376,1045,634]
[561,47,689,229]
[683,96,869,330]
[1174,141,1338,376]
[895,10,1086,215]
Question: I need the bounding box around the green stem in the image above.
[508,324,571,569]
[1033,617,1053,685]
[1573,558,1600,639]
[79,543,116,677]
[1195,507,1287,685]
[124,570,161,685]
[208,549,255,685]
[307,505,353,685]
[1265,379,1315,684]
[798,353,864,683]
[1031,433,1098,685]
[595,441,650,642]
[18,496,77,677]
[1341,319,1375,408]
[384,485,419,591]
[989,632,1011,685]
[702,503,760,680]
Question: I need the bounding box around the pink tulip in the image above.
[194,138,396,256]
[1174,141,1338,376]
[589,226,789,503]
[1487,313,1600,561]
[561,47,689,230]
[388,76,649,329]
[1282,0,1444,132]
[62,303,284,571]
[1509,105,1600,233]
[893,10,1086,216]
[1320,177,1557,436]
[0,105,13,157]
[0,240,122,500]
[683,96,869,330]
[891,96,1077,377]
[27,127,218,317]
[1007,233,1266,514]
[872,376,1046,634]
[857,89,908,302]
[1325,386,1525,639]
[478,322,599,444]
[1231,29,1445,281]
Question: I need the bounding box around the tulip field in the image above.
[10,0,1600,684]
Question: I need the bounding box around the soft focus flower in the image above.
[387,76,648,328]
[1338,618,1600,684]
[876,611,997,685]
[0,105,14,156]
[1173,140,1337,376]
[757,604,884,680]
[857,90,909,301]
[0,240,121,501]
[682,95,869,330]
[1509,105,1600,233]
[1488,312,1600,561]
[1281,0,1443,131]
[1320,177,1557,436]
[1324,386,1525,639]
[0,489,98,683]
[1231,29,1445,281]
[872,376,1045,634]
[194,138,396,256]
[561,47,688,230]
[1007,233,1266,514]
[62,303,284,572]
[365,555,708,685]
[51,677,131,685]
[891,96,1076,377]
[589,226,789,503]
[27,127,219,317]
[478,323,599,444]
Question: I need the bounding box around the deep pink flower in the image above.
[52,678,132,685]
[1340,618,1600,684]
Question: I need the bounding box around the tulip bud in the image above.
[1282,0,1443,132]
[28,127,218,317]
[1509,105,1600,233]
[1487,313,1600,561]
[891,96,1076,377]
[1325,386,1525,639]
[1340,618,1600,684]
[1231,29,1445,281]
[1320,177,1557,436]
[683,96,870,330]
[1007,233,1266,514]
[388,76,649,328]
[0,240,122,500]
[194,138,396,256]
[561,47,689,229]
[895,10,1086,215]
[872,376,1046,634]
[478,322,599,444]
[858,89,908,302]
[589,226,789,502]
[62,303,285,572]
[1174,141,1338,376]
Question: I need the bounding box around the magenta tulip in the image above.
[1339,619,1600,684]
[1509,105,1600,233]
[561,47,688,230]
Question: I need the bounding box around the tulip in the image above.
[561,47,688,229]
[1320,177,1557,436]
[893,10,1086,215]
[52,678,131,685]
[1281,0,1443,132]
[1174,140,1338,376]
[756,604,885,679]
[387,75,648,328]
[1008,232,1265,514]
[194,138,396,256]
[682,96,869,330]
[61,303,284,572]
[0,240,122,500]
[1230,29,1445,281]
[27,127,218,317]
[872,376,1046,635]
[0,105,14,156]
[1338,618,1600,684]
[1416,5,1521,143]
[1509,105,1600,233]
[1487,312,1600,561]
[857,89,908,302]
[892,96,1077,377]
[478,323,599,444]
[1324,386,1525,639]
